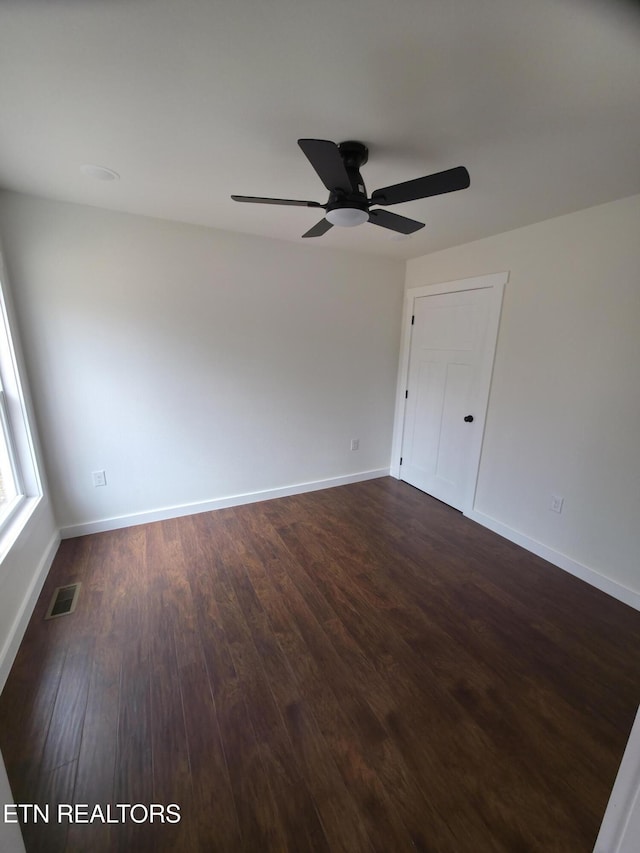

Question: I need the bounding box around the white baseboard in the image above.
[59,468,390,539]
[0,531,60,692]
[466,509,640,612]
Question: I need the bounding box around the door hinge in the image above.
[405,389,408,399]
[399,457,403,465]
[411,315,415,325]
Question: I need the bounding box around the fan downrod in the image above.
[337,141,368,170]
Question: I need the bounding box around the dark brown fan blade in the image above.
[231,195,324,207]
[371,166,470,206]
[302,218,333,238]
[368,209,425,234]
[298,139,353,193]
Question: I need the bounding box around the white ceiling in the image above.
[1,0,638,259]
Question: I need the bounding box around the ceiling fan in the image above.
[231,139,470,238]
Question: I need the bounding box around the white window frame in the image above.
[0,251,43,557]
[0,381,24,526]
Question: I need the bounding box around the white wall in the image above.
[0,500,58,689]
[0,192,404,533]
[405,194,640,599]
[596,706,640,853]
[0,750,25,853]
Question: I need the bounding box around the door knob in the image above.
[464,415,474,423]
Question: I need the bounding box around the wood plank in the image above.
[188,512,293,851]
[39,641,95,774]
[193,511,330,852]
[173,516,242,851]
[23,759,77,853]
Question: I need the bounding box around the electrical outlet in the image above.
[92,470,107,487]
[350,438,360,451]
[550,495,564,513]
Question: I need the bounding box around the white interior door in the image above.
[400,286,495,511]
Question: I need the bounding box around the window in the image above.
[0,381,22,522]
[0,254,42,545]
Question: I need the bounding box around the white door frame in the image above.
[391,271,507,515]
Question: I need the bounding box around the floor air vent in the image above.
[45,583,81,620]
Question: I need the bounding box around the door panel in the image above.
[401,288,491,510]
[437,361,473,488]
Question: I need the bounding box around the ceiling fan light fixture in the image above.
[325,207,369,227]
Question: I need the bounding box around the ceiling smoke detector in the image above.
[80,164,120,181]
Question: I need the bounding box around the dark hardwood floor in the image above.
[1,477,639,852]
